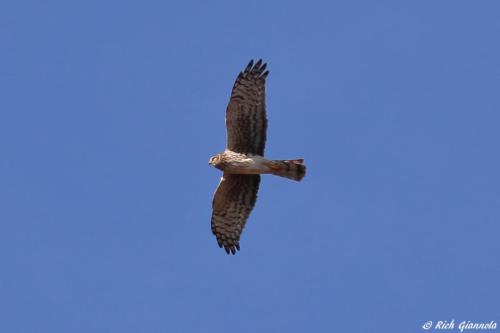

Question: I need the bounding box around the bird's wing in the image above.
[225,59,269,155]
[211,173,260,254]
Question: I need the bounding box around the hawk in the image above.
[209,59,306,255]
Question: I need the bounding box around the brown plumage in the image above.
[209,59,306,255]
[211,174,260,254]
[266,159,306,181]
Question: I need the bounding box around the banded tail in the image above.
[269,159,306,181]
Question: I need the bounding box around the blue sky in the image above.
[1,1,499,332]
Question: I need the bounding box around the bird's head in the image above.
[208,153,223,169]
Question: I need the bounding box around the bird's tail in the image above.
[268,159,306,181]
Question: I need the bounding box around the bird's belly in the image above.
[223,156,271,175]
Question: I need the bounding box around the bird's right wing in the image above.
[211,173,260,255]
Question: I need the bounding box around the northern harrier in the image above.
[209,59,306,255]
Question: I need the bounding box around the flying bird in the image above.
[209,59,306,255]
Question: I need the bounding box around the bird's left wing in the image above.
[225,59,269,156]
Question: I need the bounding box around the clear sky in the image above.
[1,1,499,332]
